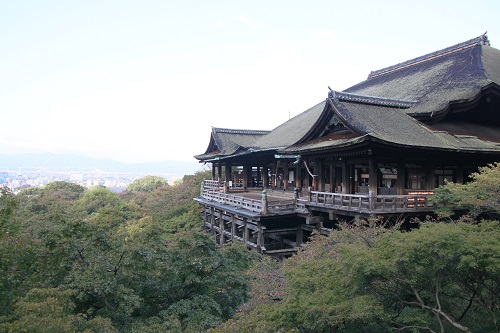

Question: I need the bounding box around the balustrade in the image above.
[200,184,435,215]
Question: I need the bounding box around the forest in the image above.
[0,163,499,333]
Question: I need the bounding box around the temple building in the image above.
[194,34,500,258]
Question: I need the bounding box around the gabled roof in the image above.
[194,127,270,161]
[282,89,500,154]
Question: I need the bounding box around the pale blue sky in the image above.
[1,1,499,163]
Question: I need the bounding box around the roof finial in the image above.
[481,32,490,46]
[328,86,336,99]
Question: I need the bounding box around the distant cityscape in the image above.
[0,153,204,193]
[0,169,176,193]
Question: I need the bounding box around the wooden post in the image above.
[368,156,378,196]
[295,161,302,189]
[329,160,335,192]
[243,219,249,244]
[210,207,215,229]
[203,206,208,231]
[257,222,264,252]
[296,226,303,245]
[257,166,262,188]
[243,163,248,190]
[225,163,231,192]
[284,163,289,191]
[219,212,225,246]
[261,189,268,214]
[397,161,405,195]
[231,214,236,241]
[263,166,269,189]
[342,159,349,194]
[425,163,434,190]
[217,164,222,186]
[273,160,278,189]
[456,165,464,184]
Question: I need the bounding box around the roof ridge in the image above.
[328,88,418,108]
[212,127,271,135]
[367,33,490,79]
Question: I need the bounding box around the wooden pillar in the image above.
[217,164,222,185]
[256,166,262,188]
[219,212,225,246]
[225,163,231,191]
[313,158,323,192]
[425,163,434,190]
[210,207,215,229]
[368,157,378,196]
[329,161,335,192]
[396,161,405,195]
[231,214,236,241]
[243,220,248,243]
[263,166,269,189]
[243,163,249,189]
[305,160,312,189]
[273,160,278,189]
[456,165,464,184]
[212,208,218,242]
[257,222,264,251]
[341,159,349,194]
[211,164,216,180]
[296,226,303,245]
[284,163,289,191]
[203,206,208,231]
[295,162,302,189]
[261,190,268,214]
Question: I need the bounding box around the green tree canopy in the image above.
[432,162,500,219]
[126,176,168,193]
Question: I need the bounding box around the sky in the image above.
[1,1,499,163]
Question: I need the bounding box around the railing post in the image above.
[293,187,299,210]
[200,180,205,197]
[261,189,268,214]
[369,190,375,211]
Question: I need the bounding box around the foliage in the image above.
[213,218,500,333]
[0,288,117,333]
[0,171,251,332]
[367,221,500,332]
[0,186,17,230]
[126,175,168,193]
[432,162,500,219]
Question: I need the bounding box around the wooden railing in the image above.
[199,185,435,215]
[309,191,435,213]
[202,189,262,213]
[203,180,221,189]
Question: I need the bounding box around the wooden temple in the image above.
[194,34,500,258]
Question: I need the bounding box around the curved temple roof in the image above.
[195,34,500,162]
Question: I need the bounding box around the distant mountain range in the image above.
[0,153,204,175]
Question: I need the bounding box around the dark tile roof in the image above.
[196,34,500,160]
[194,127,270,160]
[345,34,499,117]
[283,94,500,154]
[255,101,327,149]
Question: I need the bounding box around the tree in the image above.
[0,288,117,333]
[121,231,254,331]
[1,175,254,332]
[126,176,168,193]
[432,162,500,219]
